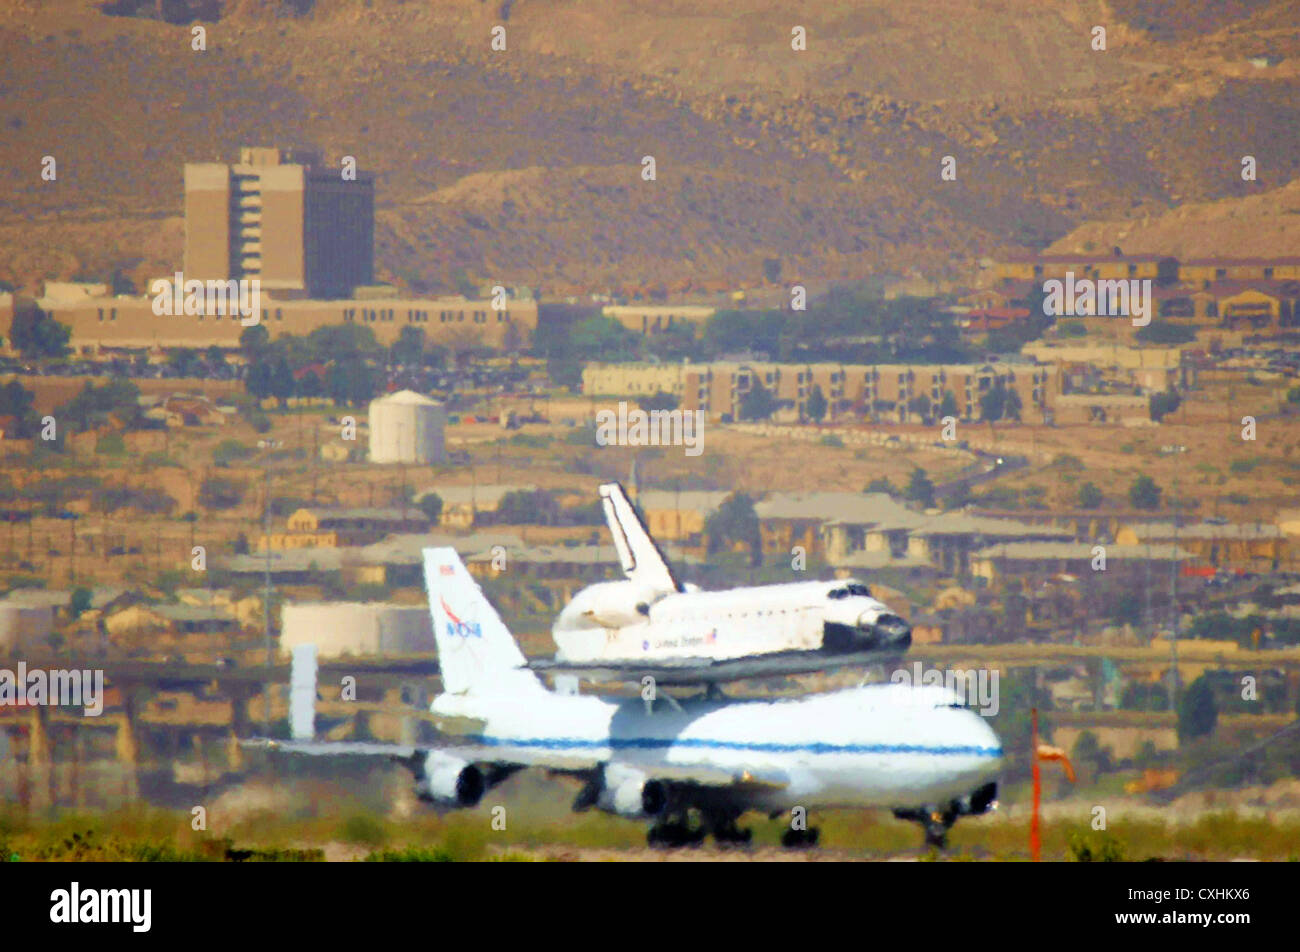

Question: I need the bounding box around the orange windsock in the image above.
[1036,744,1077,784]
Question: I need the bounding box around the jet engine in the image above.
[415,751,486,807]
[594,764,668,818]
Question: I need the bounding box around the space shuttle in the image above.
[531,483,913,684]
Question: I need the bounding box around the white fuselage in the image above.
[553,578,900,664]
[432,682,1002,809]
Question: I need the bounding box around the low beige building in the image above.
[9,291,536,356]
[603,304,715,337]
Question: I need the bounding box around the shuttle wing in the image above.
[527,647,906,686]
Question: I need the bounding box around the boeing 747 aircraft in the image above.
[256,548,1003,849]
[531,483,913,684]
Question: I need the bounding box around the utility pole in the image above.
[263,466,273,735]
[1168,479,1180,712]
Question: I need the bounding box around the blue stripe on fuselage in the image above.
[472,735,1003,757]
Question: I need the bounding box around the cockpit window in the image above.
[828,583,872,600]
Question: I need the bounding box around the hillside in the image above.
[3,0,1299,295]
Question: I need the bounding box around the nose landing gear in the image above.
[893,805,957,849]
[894,782,998,850]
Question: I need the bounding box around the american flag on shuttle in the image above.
[440,565,454,576]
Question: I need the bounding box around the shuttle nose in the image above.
[859,611,912,650]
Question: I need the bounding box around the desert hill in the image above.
[2,0,1298,295]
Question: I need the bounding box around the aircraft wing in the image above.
[242,737,794,790]
[242,736,602,773]
[527,648,907,686]
[243,739,418,758]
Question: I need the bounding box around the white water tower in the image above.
[368,389,447,464]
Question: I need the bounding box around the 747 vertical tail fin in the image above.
[424,547,544,697]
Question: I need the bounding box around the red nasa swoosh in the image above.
[440,596,462,626]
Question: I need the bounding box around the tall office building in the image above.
[184,146,374,299]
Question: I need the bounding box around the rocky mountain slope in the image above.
[2,0,1298,295]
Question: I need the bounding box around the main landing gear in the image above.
[646,808,754,848]
[780,827,821,849]
[646,811,707,848]
[768,810,820,849]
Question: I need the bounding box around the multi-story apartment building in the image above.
[672,360,1058,423]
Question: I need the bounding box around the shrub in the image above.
[94,432,127,457]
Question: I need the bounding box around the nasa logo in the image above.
[440,598,482,638]
[445,621,483,638]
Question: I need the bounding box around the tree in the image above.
[946,480,974,509]
[245,359,275,402]
[1149,389,1181,422]
[636,391,679,413]
[567,316,638,362]
[418,492,443,525]
[297,369,324,398]
[69,587,93,618]
[938,390,959,420]
[492,489,563,526]
[1071,730,1114,779]
[393,325,425,367]
[0,379,37,437]
[804,384,828,423]
[1128,474,1162,510]
[1178,675,1218,743]
[1004,388,1023,422]
[907,394,931,423]
[739,382,778,421]
[645,322,697,362]
[168,348,202,377]
[95,432,127,456]
[306,323,380,363]
[238,323,271,361]
[56,379,143,432]
[327,356,378,407]
[10,309,70,359]
[905,468,936,508]
[864,477,896,495]
[270,356,295,405]
[705,492,763,567]
[1077,481,1104,509]
[979,383,1008,424]
[198,476,245,512]
[1136,323,1195,345]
